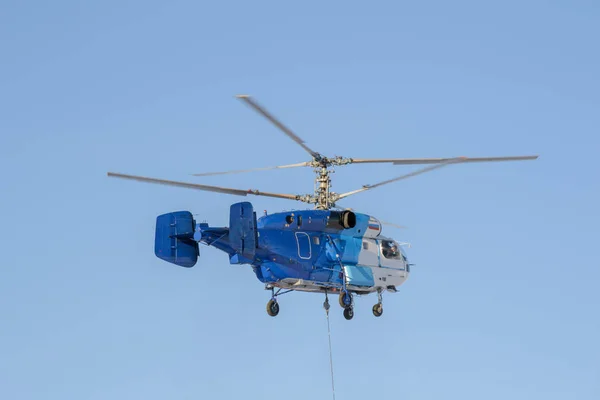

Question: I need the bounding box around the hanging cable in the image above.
[324,293,336,400]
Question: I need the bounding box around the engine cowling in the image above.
[326,210,357,230]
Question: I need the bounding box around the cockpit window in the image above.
[381,240,401,260]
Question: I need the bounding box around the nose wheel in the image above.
[372,288,383,317]
[372,303,383,317]
[343,307,354,320]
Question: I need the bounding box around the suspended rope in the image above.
[324,293,336,400]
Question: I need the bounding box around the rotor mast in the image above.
[313,163,331,210]
[302,156,331,210]
[307,156,352,210]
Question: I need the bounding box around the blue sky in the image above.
[1,1,599,399]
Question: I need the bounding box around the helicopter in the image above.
[107,94,538,320]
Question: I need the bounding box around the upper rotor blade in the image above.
[336,157,467,200]
[192,161,311,177]
[349,155,539,165]
[107,172,302,201]
[236,95,320,158]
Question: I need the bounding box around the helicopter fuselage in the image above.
[154,203,410,296]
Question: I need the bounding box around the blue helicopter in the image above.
[108,95,538,320]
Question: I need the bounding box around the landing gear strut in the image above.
[265,286,293,317]
[372,289,383,317]
[326,235,354,320]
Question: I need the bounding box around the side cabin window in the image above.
[381,240,401,260]
[295,232,311,259]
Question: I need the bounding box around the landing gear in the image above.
[266,299,279,317]
[265,286,294,317]
[372,303,383,317]
[325,235,354,320]
[372,288,383,317]
[338,291,352,308]
[339,290,354,320]
[343,307,354,320]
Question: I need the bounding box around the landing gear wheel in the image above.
[339,291,352,308]
[266,299,279,317]
[372,303,383,317]
[343,307,354,320]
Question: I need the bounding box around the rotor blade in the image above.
[236,95,320,158]
[380,221,408,229]
[192,161,311,177]
[349,155,539,165]
[107,172,302,201]
[336,157,467,200]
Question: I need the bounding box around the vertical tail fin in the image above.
[229,202,257,260]
[155,211,199,268]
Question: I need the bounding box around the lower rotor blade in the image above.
[107,172,302,201]
[192,162,310,177]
